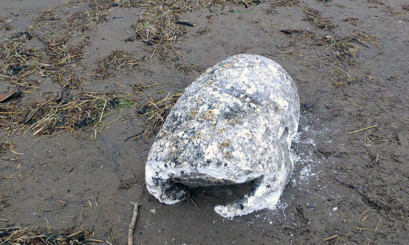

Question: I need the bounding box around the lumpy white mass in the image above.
[145,54,300,217]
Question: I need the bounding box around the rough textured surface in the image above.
[145,54,300,217]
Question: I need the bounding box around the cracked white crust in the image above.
[145,54,299,217]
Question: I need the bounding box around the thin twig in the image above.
[124,130,146,142]
[128,202,140,245]
[176,20,196,27]
[349,124,378,134]
[97,100,107,124]
[56,84,69,102]
[324,234,338,241]
[5,8,19,16]
[374,218,382,232]
[188,193,200,211]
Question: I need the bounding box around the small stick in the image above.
[351,38,370,48]
[188,193,200,211]
[348,98,359,108]
[56,84,69,102]
[6,8,19,16]
[374,218,382,232]
[97,100,108,124]
[86,239,105,243]
[324,234,338,241]
[124,130,145,142]
[128,202,140,245]
[349,124,378,134]
[176,21,196,27]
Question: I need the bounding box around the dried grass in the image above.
[0,1,144,136]
[270,0,300,12]
[1,0,257,135]
[326,68,362,86]
[1,91,134,135]
[301,6,336,30]
[320,35,358,63]
[175,63,199,73]
[138,93,182,137]
[132,0,255,44]
[342,17,359,26]
[0,17,12,31]
[0,143,10,156]
[0,226,95,245]
[93,50,145,79]
[0,32,84,87]
[317,31,380,65]
[349,31,381,48]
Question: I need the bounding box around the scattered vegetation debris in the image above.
[342,16,359,26]
[93,50,144,79]
[0,91,135,135]
[0,226,97,244]
[0,1,145,136]
[133,83,157,93]
[33,9,63,22]
[301,6,336,30]
[349,31,381,48]
[0,18,12,30]
[132,1,256,45]
[367,0,384,6]
[319,35,358,63]
[0,143,11,156]
[32,0,120,33]
[326,68,362,86]
[317,31,380,64]
[0,31,84,88]
[138,93,182,137]
[175,63,199,73]
[270,0,300,12]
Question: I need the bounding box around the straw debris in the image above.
[132,1,256,45]
[93,50,145,79]
[270,0,300,12]
[0,226,95,245]
[175,63,199,73]
[138,93,182,137]
[0,17,12,30]
[327,68,361,86]
[0,1,142,136]
[301,6,336,30]
[0,91,134,135]
[319,35,358,63]
[0,143,11,156]
[342,17,359,26]
[317,31,380,65]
